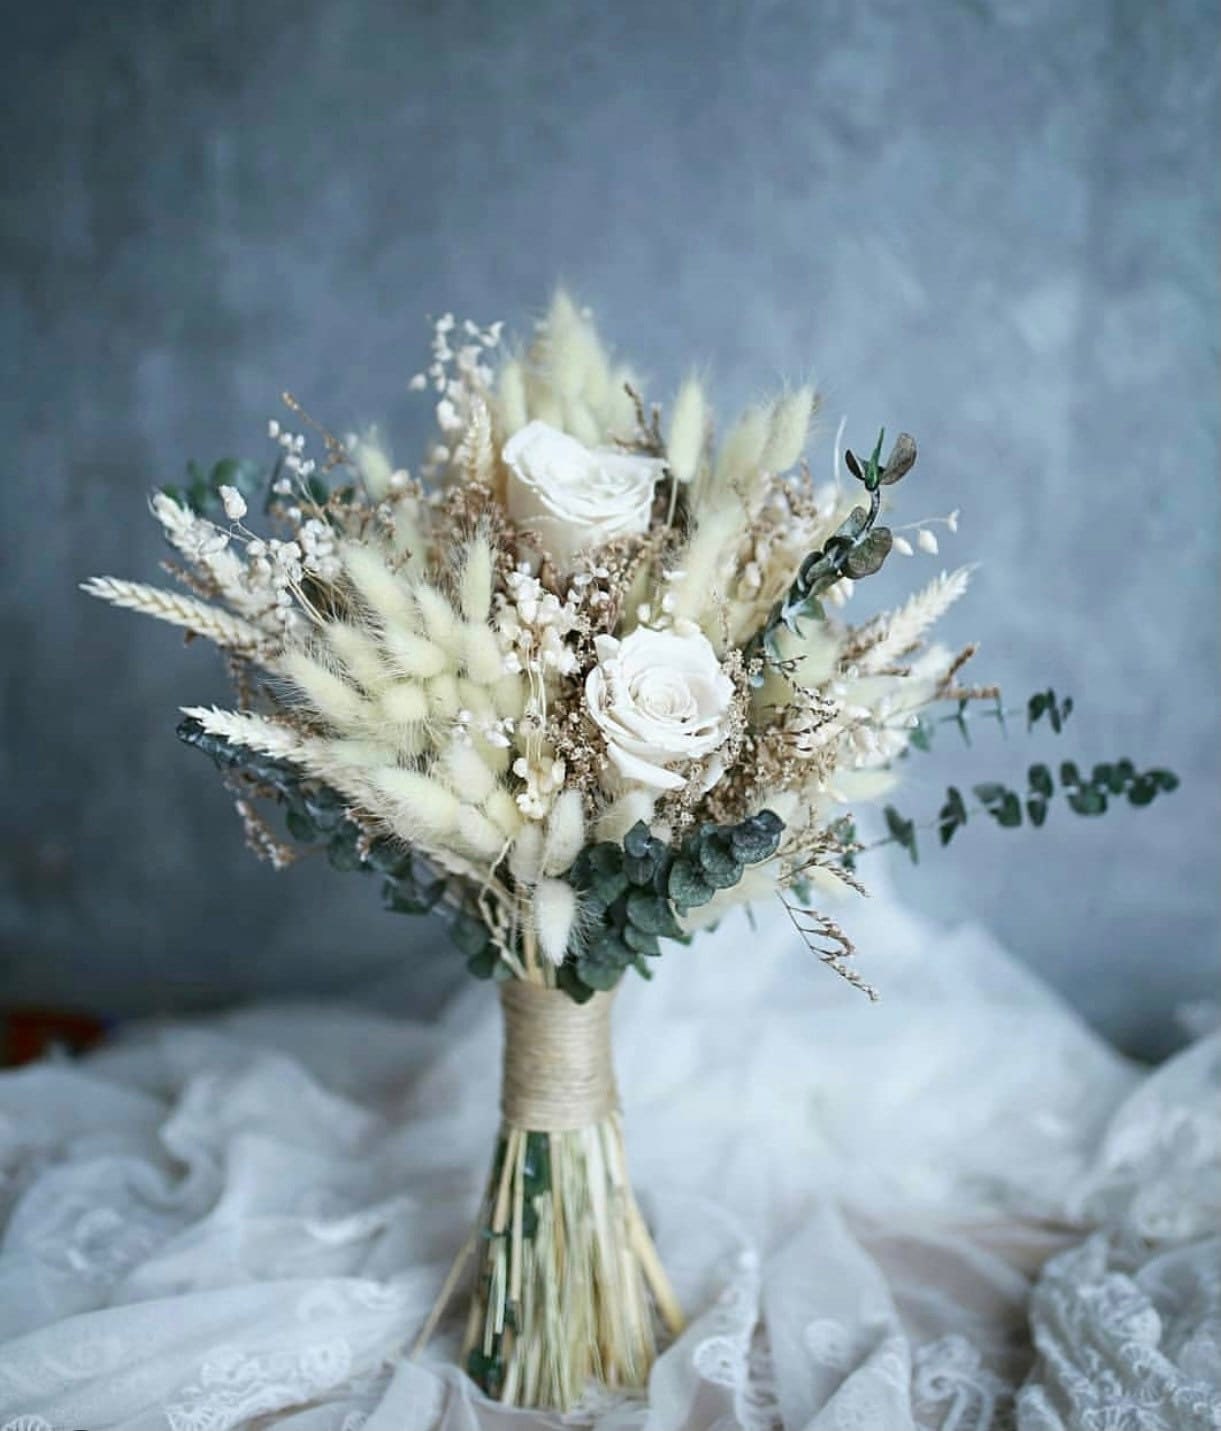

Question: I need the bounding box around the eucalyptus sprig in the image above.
[909,687,1075,751]
[756,429,917,667]
[178,715,450,929]
[874,684,1177,864]
[550,812,785,1002]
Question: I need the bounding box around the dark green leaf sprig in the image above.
[161,451,342,523]
[754,429,917,673]
[162,458,271,522]
[551,811,785,1003]
[872,689,1178,864]
[177,715,449,926]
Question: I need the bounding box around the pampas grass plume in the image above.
[534,877,577,966]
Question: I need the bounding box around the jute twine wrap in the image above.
[500,982,619,1131]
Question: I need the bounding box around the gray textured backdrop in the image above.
[2,0,1217,1059]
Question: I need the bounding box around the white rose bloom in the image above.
[503,420,665,567]
[585,622,735,791]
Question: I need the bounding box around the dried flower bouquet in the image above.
[87,292,1176,1410]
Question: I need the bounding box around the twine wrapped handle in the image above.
[500,982,619,1131]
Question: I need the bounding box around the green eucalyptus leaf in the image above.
[995,792,1023,828]
[1028,764,1054,799]
[729,810,784,864]
[884,805,919,864]
[880,432,917,484]
[327,826,362,871]
[697,833,742,887]
[556,963,596,1004]
[938,786,967,846]
[465,944,500,980]
[845,526,893,579]
[450,913,490,958]
[1068,786,1108,816]
[625,890,685,937]
[622,925,660,956]
[668,860,716,910]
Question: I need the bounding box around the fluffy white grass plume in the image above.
[414,583,465,659]
[372,768,461,840]
[509,823,544,885]
[427,672,463,720]
[497,359,529,435]
[462,623,507,685]
[342,545,416,629]
[533,877,578,965]
[379,680,429,726]
[713,403,770,492]
[458,536,495,623]
[484,787,523,839]
[456,803,507,860]
[326,623,390,695]
[666,376,706,486]
[385,628,450,679]
[668,506,743,625]
[542,789,586,876]
[439,741,499,805]
[762,387,815,473]
[350,430,395,499]
[595,790,656,843]
[280,649,368,729]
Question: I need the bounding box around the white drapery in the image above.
[0,881,1217,1430]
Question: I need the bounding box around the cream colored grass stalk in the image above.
[83,578,266,656]
[460,1112,680,1409]
[856,566,972,674]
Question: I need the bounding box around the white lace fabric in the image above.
[0,881,1217,1430]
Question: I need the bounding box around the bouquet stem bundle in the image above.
[459,984,684,1408]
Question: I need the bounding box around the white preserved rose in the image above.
[585,622,735,791]
[502,420,664,566]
